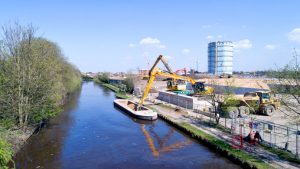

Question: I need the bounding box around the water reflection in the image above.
[97,83,111,97]
[14,82,240,169]
[115,106,192,158]
[14,86,82,169]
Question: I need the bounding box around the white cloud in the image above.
[288,28,300,42]
[233,39,252,49]
[264,44,278,50]
[139,37,166,49]
[202,25,212,29]
[217,35,223,38]
[128,43,135,47]
[140,37,160,45]
[182,49,190,54]
[206,35,214,39]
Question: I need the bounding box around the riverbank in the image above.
[94,81,129,99]
[0,126,34,152]
[127,96,300,169]
[0,86,82,169]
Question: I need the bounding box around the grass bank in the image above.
[115,92,129,99]
[101,83,120,92]
[154,111,272,169]
[260,144,300,164]
[95,82,129,99]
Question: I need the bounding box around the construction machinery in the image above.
[139,55,214,107]
[241,91,280,116]
[225,91,281,118]
[175,68,187,76]
[148,55,213,93]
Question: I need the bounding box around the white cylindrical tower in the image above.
[208,41,233,75]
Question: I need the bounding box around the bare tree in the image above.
[272,53,300,120]
[206,78,236,125]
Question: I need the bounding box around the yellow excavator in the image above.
[147,55,184,91]
[138,55,214,107]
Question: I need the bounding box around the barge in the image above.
[113,99,158,120]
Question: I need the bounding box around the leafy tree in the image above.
[0,23,81,127]
[96,72,109,83]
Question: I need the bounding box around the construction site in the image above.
[109,47,300,168]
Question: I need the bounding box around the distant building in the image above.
[208,41,233,75]
[138,69,149,77]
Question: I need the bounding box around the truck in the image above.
[224,91,280,118]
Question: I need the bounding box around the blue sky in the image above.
[0,0,300,72]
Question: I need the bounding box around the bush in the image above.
[124,77,134,93]
[97,73,109,83]
[0,138,13,169]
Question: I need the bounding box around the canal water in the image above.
[15,82,240,169]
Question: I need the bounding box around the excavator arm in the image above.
[138,55,213,107]
[139,68,197,106]
[148,55,173,75]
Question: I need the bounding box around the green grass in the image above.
[97,82,129,99]
[178,122,272,169]
[115,92,129,99]
[101,83,120,92]
[147,104,271,168]
[260,144,300,164]
[0,128,13,169]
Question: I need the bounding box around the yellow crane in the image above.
[138,55,214,107]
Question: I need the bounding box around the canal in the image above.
[15,82,240,169]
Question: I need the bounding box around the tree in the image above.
[0,23,81,127]
[96,72,109,83]
[272,55,300,119]
[206,78,236,125]
[124,72,135,93]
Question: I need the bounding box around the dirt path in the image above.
[145,101,300,169]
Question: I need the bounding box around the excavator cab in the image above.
[192,82,214,95]
[193,82,205,92]
[167,79,186,91]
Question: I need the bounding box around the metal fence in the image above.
[159,95,300,156]
[220,114,299,156]
[250,119,299,156]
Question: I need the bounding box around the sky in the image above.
[0,0,300,72]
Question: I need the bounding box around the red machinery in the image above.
[175,68,187,76]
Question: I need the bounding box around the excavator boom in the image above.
[139,55,212,107]
[139,67,199,106]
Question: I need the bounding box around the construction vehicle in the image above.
[241,91,280,116]
[175,68,187,76]
[225,91,280,117]
[139,55,214,107]
[148,55,213,93]
[219,73,232,78]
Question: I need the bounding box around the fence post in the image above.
[285,127,289,150]
[262,123,265,140]
[296,123,299,158]
[274,125,276,146]
[270,128,272,147]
